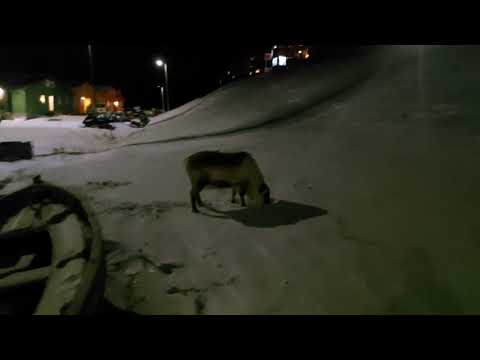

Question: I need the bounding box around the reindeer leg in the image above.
[240,186,247,207]
[190,189,199,213]
[196,180,207,207]
[231,186,237,204]
[190,179,207,213]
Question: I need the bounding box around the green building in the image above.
[0,84,7,113]
[9,78,73,117]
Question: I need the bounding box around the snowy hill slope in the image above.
[121,50,383,147]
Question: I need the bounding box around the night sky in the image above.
[0,43,366,109]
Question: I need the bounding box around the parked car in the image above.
[128,107,150,128]
[83,113,115,130]
[83,106,150,130]
[95,104,107,113]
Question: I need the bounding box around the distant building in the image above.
[267,44,311,71]
[7,78,73,117]
[72,82,124,114]
[218,44,311,86]
[273,45,311,60]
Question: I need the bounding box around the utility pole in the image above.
[88,43,96,110]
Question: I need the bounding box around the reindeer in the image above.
[185,151,271,213]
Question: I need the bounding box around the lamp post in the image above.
[157,85,166,112]
[155,59,170,111]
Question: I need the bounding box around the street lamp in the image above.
[0,87,5,101]
[155,58,170,111]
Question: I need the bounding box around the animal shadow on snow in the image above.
[203,200,328,228]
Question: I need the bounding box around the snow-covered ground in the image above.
[2,45,480,314]
[0,115,138,156]
[1,115,87,129]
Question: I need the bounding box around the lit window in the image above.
[272,56,287,67]
[39,95,46,104]
[0,87,5,100]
